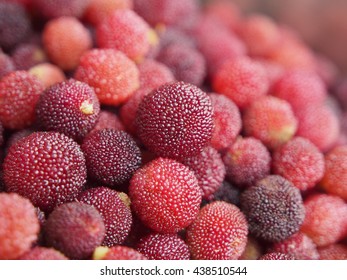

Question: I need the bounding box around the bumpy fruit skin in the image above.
[259,252,294,260]
[3,132,87,212]
[75,49,140,106]
[272,137,325,191]
[0,71,44,130]
[136,81,214,160]
[182,146,225,199]
[223,137,271,187]
[78,187,133,247]
[88,110,124,135]
[36,80,100,141]
[320,145,347,200]
[29,63,66,89]
[209,93,241,151]
[96,9,154,61]
[81,129,141,186]
[12,43,47,71]
[134,0,198,28]
[241,175,305,242]
[243,96,298,150]
[186,201,248,260]
[207,180,240,206]
[0,2,31,50]
[129,158,202,233]
[157,43,206,87]
[93,246,147,260]
[237,14,281,57]
[44,202,105,259]
[136,233,190,260]
[318,244,347,260]
[300,194,347,247]
[212,57,269,109]
[270,232,319,260]
[43,17,92,71]
[295,105,340,152]
[0,193,40,260]
[18,246,68,260]
[33,0,91,19]
[271,70,327,113]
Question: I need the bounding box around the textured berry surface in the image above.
[44,202,105,259]
[33,0,90,18]
[212,57,269,109]
[0,193,40,259]
[320,145,347,200]
[0,52,15,79]
[270,232,319,260]
[0,71,44,130]
[75,49,139,106]
[207,180,240,206]
[300,194,347,247]
[93,245,147,260]
[223,137,271,187]
[186,201,248,260]
[136,81,214,160]
[271,70,327,113]
[88,110,124,135]
[243,96,298,150]
[241,175,305,242]
[182,146,226,199]
[209,93,241,151]
[81,129,141,186]
[272,137,325,191]
[36,80,100,141]
[259,252,294,260]
[157,43,206,87]
[29,63,66,89]
[43,17,92,71]
[12,43,47,71]
[129,158,202,233]
[0,2,31,50]
[78,187,132,247]
[295,105,340,152]
[3,132,87,212]
[18,246,68,260]
[96,9,154,61]
[318,244,347,260]
[137,233,190,260]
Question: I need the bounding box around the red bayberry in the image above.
[259,252,294,260]
[212,57,269,109]
[318,244,347,260]
[209,93,241,151]
[0,193,40,259]
[243,96,298,150]
[19,246,68,260]
[300,194,347,247]
[272,137,325,191]
[81,129,141,186]
[270,232,319,260]
[43,17,92,71]
[241,175,305,242]
[137,233,190,260]
[182,146,226,199]
[3,132,87,212]
[320,145,347,200]
[0,52,15,79]
[88,110,124,135]
[74,49,140,106]
[29,63,66,89]
[186,201,248,260]
[96,9,156,62]
[36,80,100,141]
[78,187,133,247]
[44,202,105,259]
[129,158,202,233]
[93,246,147,260]
[33,0,91,19]
[223,137,271,187]
[11,43,47,71]
[136,81,214,160]
[0,71,44,130]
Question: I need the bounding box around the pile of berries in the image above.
[1,0,347,260]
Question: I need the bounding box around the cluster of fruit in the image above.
[0,0,347,260]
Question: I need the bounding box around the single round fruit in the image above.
[136,81,214,160]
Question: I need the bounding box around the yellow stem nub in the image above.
[80,100,94,115]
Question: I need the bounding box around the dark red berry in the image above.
[19,246,68,260]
